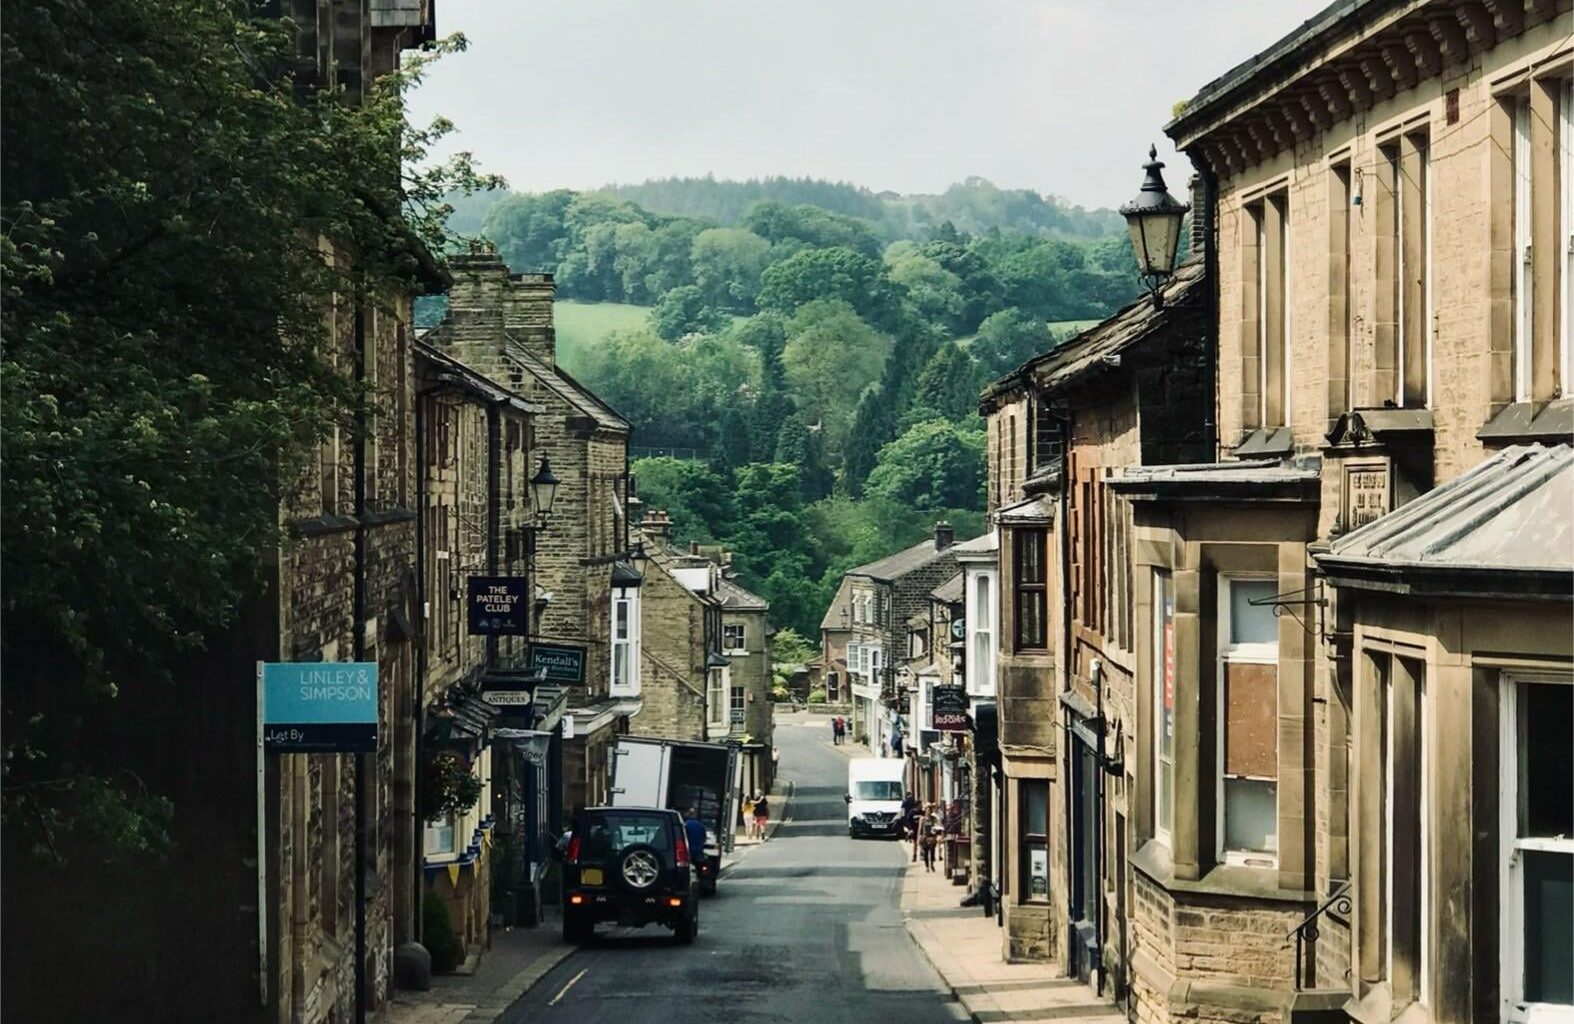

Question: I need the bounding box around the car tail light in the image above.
[569,894,584,905]
[566,835,581,863]
[674,834,690,867]
[667,897,683,907]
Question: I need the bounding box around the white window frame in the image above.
[1514,95,1534,403]
[1215,575,1280,868]
[1498,672,1574,1024]
[729,682,745,729]
[1560,79,1572,398]
[707,666,728,731]
[723,622,747,654]
[424,812,457,860]
[966,568,997,699]
[610,586,641,697]
[1154,569,1174,848]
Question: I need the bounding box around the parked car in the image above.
[560,807,699,945]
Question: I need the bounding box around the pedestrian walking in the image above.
[835,716,845,744]
[920,812,941,872]
[683,805,707,861]
[831,716,841,745]
[741,792,756,839]
[752,791,770,840]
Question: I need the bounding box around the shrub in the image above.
[422,889,463,973]
[807,689,827,704]
[770,683,791,702]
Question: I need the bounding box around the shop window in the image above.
[1153,570,1174,847]
[424,811,457,859]
[1014,529,1048,651]
[1020,779,1049,903]
[1499,676,1573,1019]
[1217,577,1278,865]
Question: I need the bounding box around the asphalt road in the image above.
[498,711,964,1024]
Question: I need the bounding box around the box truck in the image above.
[845,757,906,839]
[609,736,741,895]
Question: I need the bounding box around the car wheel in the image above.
[615,843,663,894]
[563,912,592,945]
[675,905,697,945]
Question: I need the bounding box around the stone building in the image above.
[626,513,715,743]
[1108,4,1574,1023]
[954,530,1001,898]
[715,573,776,797]
[412,342,541,957]
[982,255,1213,976]
[818,580,854,703]
[426,249,640,819]
[840,523,970,755]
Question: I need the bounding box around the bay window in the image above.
[707,667,727,732]
[1499,675,1573,1022]
[967,569,996,697]
[611,586,640,696]
[1014,529,1048,651]
[1217,576,1278,866]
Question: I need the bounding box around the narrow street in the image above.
[498,711,965,1024]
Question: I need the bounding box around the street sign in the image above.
[482,690,532,706]
[529,642,586,684]
[468,576,528,635]
[932,684,969,732]
[261,661,378,753]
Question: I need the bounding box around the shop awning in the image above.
[1315,443,1573,601]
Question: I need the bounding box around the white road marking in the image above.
[547,967,587,1007]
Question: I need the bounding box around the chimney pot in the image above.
[933,520,954,550]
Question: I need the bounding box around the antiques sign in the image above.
[1342,461,1391,532]
[931,685,969,731]
[529,642,587,684]
[468,576,528,636]
[261,661,378,753]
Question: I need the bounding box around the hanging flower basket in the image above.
[423,751,482,818]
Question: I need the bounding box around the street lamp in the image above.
[1120,144,1190,307]
[529,455,560,526]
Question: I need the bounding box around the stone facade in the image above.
[628,535,712,742]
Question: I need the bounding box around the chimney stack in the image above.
[642,510,673,549]
[503,272,557,368]
[934,520,955,550]
[1188,172,1209,259]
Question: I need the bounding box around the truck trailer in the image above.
[609,736,741,895]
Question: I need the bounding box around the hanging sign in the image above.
[932,685,969,731]
[529,642,586,684]
[261,662,378,753]
[468,576,528,636]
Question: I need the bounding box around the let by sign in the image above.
[931,685,969,732]
[262,662,378,753]
[468,576,528,636]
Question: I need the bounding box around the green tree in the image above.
[630,458,736,542]
[690,227,770,312]
[885,250,966,334]
[864,420,988,510]
[650,285,726,341]
[742,201,883,258]
[483,189,573,272]
[970,308,1056,378]
[757,246,897,324]
[780,301,890,449]
[904,343,985,427]
[2,2,497,858]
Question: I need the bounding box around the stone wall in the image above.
[632,555,708,740]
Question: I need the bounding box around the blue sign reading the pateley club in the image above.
[262,662,378,753]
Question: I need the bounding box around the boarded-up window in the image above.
[1219,577,1278,862]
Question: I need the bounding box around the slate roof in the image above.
[848,535,966,583]
[716,576,769,612]
[1316,444,1574,600]
[931,572,964,604]
[951,532,999,559]
[415,342,544,414]
[1112,456,1321,503]
[508,343,629,432]
[996,494,1056,524]
[983,257,1204,407]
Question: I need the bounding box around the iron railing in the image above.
[1287,880,1352,990]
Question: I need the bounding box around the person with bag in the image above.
[920,812,942,872]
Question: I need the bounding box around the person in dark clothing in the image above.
[752,792,770,840]
[683,806,707,862]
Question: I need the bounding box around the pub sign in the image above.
[468,576,528,636]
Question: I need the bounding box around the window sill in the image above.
[1132,839,1314,904]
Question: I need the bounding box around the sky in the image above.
[408,1,1326,212]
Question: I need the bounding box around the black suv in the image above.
[561,807,699,945]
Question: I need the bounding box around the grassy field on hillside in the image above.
[554,301,651,375]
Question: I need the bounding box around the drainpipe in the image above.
[352,303,369,1024]
[1196,151,1220,461]
[1092,656,1106,997]
[1053,404,1074,971]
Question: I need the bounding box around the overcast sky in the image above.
[408,1,1324,212]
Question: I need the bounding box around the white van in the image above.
[844,758,906,839]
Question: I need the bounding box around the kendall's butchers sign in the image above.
[262,662,378,753]
[468,576,528,636]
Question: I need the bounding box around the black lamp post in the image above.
[529,455,560,527]
[1120,145,1190,307]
